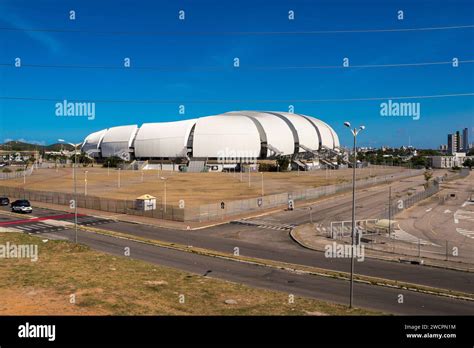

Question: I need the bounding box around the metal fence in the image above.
[0,168,422,222]
[0,186,186,222]
[0,167,34,180]
[191,169,423,222]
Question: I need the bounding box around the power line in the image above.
[0,24,474,36]
[1,92,473,104]
[1,60,472,71]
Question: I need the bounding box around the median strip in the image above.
[76,224,474,302]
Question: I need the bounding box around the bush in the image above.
[2,168,12,173]
[276,157,291,171]
[258,163,278,172]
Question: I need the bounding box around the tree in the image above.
[276,157,290,171]
[463,158,473,169]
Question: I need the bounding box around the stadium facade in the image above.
[81,111,342,170]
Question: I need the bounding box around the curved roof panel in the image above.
[100,125,138,159]
[192,115,261,159]
[81,129,107,156]
[134,119,197,158]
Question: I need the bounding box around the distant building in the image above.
[428,153,471,168]
[462,128,469,152]
[439,144,448,152]
[448,133,460,154]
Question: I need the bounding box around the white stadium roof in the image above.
[81,111,339,159]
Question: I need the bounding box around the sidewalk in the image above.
[290,224,474,272]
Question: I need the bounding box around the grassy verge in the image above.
[0,232,378,315]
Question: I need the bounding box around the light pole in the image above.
[118,168,121,188]
[84,170,88,196]
[344,121,365,309]
[261,172,264,197]
[160,177,167,213]
[388,186,392,238]
[58,139,80,244]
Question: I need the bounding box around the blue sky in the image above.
[0,0,473,148]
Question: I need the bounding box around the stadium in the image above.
[81,111,343,171]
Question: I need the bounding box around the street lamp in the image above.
[84,170,88,196]
[58,138,80,244]
[343,121,365,309]
[160,176,167,214]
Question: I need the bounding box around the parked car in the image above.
[11,200,33,213]
[0,197,10,206]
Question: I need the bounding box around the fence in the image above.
[0,167,34,180]
[379,182,440,220]
[0,186,186,222]
[0,168,423,223]
[190,169,423,222]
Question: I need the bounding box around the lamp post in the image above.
[160,177,167,213]
[343,121,365,309]
[58,139,80,244]
[84,170,88,196]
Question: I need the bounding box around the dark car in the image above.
[11,200,33,213]
[0,197,9,206]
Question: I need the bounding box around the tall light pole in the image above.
[388,186,392,238]
[58,139,80,244]
[344,121,365,309]
[160,177,167,214]
[84,170,88,196]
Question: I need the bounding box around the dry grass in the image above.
[0,232,378,315]
[0,166,405,206]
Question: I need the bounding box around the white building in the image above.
[81,111,340,165]
[428,153,472,168]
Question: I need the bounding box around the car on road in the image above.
[0,197,10,206]
[11,199,33,213]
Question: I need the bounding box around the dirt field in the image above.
[0,165,405,206]
[0,232,376,315]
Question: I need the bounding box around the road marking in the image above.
[425,208,432,212]
[457,228,474,239]
[444,209,452,214]
[0,213,86,226]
